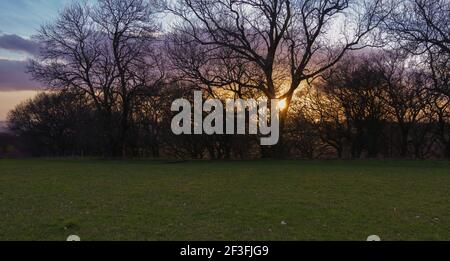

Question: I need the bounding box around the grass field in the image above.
[0,159,449,241]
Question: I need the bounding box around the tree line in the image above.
[5,0,450,159]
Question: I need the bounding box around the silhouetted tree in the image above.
[166,0,391,156]
[386,0,449,96]
[7,0,448,160]
[429,93,450,158]
[376,51,428,157]
[29,0,164,157]
[8,92,98,156]
[320,54,387,158]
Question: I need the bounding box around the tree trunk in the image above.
[260,94,292,159]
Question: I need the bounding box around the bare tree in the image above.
[428,93,450,158]
[376,51,428,157]
[320,53,388,158]
[167,0,389,117]
[29,0,163,157]
[7,92,97,157]
[426,47,450,97]
[386,0,450,96]
[164,0,391,156]
[387,0,449,55]
[306,85,348,158]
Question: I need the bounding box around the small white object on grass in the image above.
[67,235,81,241]
[281,221,287,225]
[367,235,381,241]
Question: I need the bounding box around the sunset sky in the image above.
[0,0,77,120]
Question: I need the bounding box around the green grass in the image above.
[0,159,449,241]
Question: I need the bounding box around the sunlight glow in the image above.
[278,99,287,110]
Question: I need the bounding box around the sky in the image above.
[0,0,77,120]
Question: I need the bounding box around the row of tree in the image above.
[6,0,450,159]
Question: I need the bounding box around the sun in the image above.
[278,99,287,110]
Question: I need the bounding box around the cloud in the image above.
[0,59,43,91]
[0,34,39,56]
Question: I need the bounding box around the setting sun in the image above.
[278,99,287,110]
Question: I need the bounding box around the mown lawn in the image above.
[0,159,449,241]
